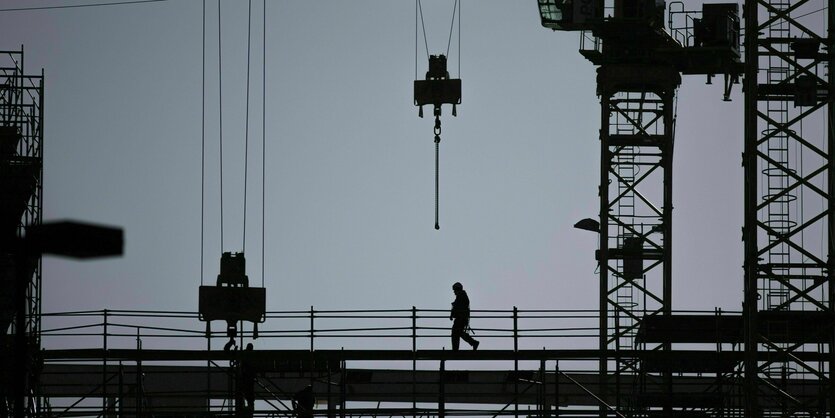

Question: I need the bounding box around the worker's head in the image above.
[246,343,253,351]
[452,282,463,293]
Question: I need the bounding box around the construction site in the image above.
[0,0,833,417]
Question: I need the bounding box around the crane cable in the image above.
[200,0,206,285]
[243,0,252,253]
[218,0,224,252]
[261,0,266,287]
[0,0,166,12]
[203,0,265,286]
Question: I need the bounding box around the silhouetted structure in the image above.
[450,282,479,351]
[539,0,834,415]
[199,252,266,352]
[6,1,833,417]
[414,54,461,230]
[741,0,835,415]
[0,47,43,418]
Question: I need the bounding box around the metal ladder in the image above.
[763,0,793,311]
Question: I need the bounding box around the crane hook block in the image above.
[414,55,461,117]
[198,252,266,324]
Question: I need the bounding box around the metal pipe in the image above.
[340,356,346,418]
[554,361,560,418]
[539,359,548,418]
[136,328,142,418]
[598,91,611,418]
[412,306,417,417]
[827,2,835,415]
[513,306,518,418]
[560,371,627,418]
[742,0,761,415]
[310,306,315,352]
[207,322,212,413]
[103,310,109,416]
[439,357,445,418]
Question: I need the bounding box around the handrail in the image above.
[40,307,742,354]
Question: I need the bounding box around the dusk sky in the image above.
[2,0,746,326]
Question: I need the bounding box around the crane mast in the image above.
[743,0,835,416]
[539,0,742,415]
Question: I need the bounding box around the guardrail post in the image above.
[103,309,108,416]
[136,327,142,418]
[513,306,519,418]
[118,361,123,418]
[412,306,417,352]
[310,306,315,352]
[340,355,346,418]
[310,306,315,394]
[555,360,560,418]
[412,306,417,416]
[439,353,445,418]
[540,359,546,418]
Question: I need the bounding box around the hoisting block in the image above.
[198,252,266,348]
[414,55,461,116]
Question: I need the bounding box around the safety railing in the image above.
[667,1,698,47]
[40,307,603,353]
[579,30,601,57]
[40,307,748,354]
[37,307,764,418]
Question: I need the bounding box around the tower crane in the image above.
[539,0,834,416]
[537,0,742,415]
[3,2,832,417]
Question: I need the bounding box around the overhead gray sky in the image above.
[3,0,745,322]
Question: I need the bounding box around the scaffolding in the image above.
[742,0,835,415]
[35,307,795,418]
[2,1,833,417]
[0,46,44,418]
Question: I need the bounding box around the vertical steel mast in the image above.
[596,63,680,412]
[539,1,741,413]
[743,0,834,415]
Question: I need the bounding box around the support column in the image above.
[596,64,680,415]
[742,1,759,416]
[743,0,834,415]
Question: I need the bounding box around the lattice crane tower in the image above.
[537,0,742,413]
[742,0,834,416]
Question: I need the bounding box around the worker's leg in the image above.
[461,331,478,348]
[451,321,463,351]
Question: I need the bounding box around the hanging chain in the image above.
[434,107,441,230]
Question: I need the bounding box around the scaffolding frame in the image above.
[742,0,835,416]
[0,46,44,418]
[597,66,679,415]
[34,307,780,418]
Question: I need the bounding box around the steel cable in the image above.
[217,0,224,252]
[200,0,205,285]
[243,0,252,253]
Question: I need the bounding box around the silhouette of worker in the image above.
[450,282,479,351]
[292,385,315,418]
[240,343,256,413]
